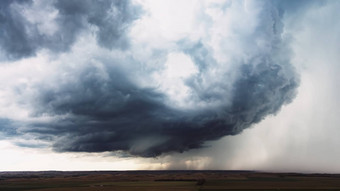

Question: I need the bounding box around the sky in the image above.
[0,0,339,172]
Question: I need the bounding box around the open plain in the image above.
[1,171,340,191]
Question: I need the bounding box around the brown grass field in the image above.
[1,171,340,190]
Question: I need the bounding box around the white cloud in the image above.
[154,52,198,108]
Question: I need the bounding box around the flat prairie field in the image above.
[1,171,340,191]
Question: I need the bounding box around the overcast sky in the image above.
[0,0,339,172]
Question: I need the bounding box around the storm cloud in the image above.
[0,0,138,60]
[0,0,299,157]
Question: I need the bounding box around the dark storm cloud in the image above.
[22,52,297,157]
[0,0,35,59]
[54,0,139,50]
[0,1,300,157]
[0,118,18,138]
[273,0,326,14]
[0,0,138,60]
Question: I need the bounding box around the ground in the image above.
[1,171,340,190]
